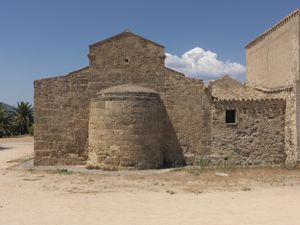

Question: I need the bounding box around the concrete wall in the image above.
[210,100,286,165]
[246,12,299,89]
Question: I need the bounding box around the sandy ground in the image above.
[1,137,300,225]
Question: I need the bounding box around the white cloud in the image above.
[165,47,245,81]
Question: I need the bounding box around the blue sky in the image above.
[0,0,298,105]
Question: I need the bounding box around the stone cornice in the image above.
[212,97,285,102]
[246,8,299,49]
[252,86,293,93]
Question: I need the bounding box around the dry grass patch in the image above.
[166,165,300,193]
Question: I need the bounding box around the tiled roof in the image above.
[208,75,265,100]
[209,75,286,102]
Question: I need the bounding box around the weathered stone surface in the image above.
[209,99,286,165]
[246,9,299,89]
[34,31,204,167]
[34,18,300,168]
[246,9,300,165]
[87,85,164,170]
[208,75,265,100]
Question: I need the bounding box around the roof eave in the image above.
[89,31,165,49]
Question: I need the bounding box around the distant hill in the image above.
[0,102,14,112]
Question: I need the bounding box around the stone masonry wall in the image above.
[245,9,300,166]
[162,69,212,165]
[34,31,295,167]
[210,100,286,165]
[246,10,299,89]
[34,68,90,165]
[88,91,163,170]
[34,32,212,166]
[254,87,298,166]
[88,32,166,93]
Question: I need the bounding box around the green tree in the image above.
[14,102,34,135]
[0,106,13,137]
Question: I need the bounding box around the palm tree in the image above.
[0,106,13,137]
[14,102,34,135]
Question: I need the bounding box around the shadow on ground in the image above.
[0,146,12,151]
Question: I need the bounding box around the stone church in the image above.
[34,9,300,169]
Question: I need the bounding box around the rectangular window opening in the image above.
[225,110,236,124]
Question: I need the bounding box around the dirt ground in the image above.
[1,137,300,225]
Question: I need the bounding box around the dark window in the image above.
[225,110,236,124]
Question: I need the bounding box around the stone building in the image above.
[246,8,300,165]
[34,9,300,169]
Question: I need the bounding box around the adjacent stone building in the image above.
[246,8,300,165]
[34,9,300,169]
